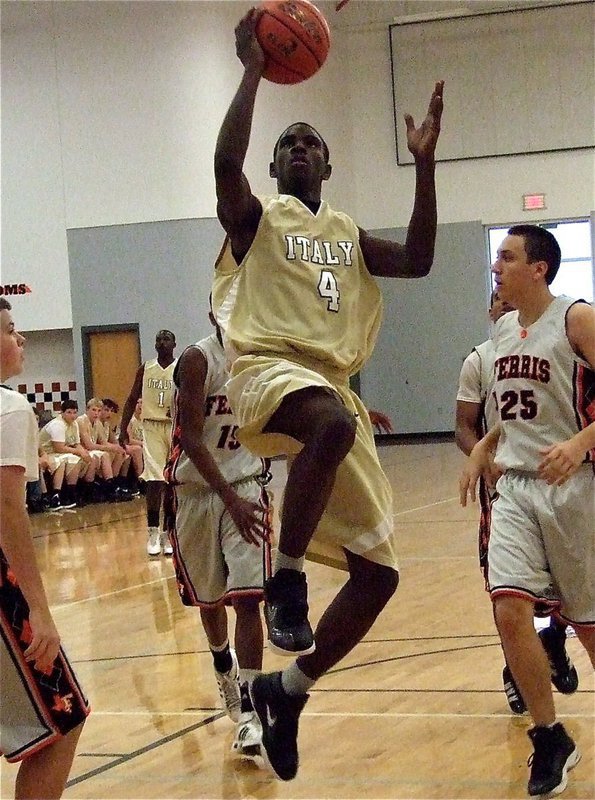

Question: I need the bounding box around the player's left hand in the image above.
[223,491,269,546]
[538,440,584,485]
[25,608,61,673]
[405,80,444,161]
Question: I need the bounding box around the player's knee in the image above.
[353,561,399,610]
[315,407,357,462]
[231,597,261,616]
[376,566,399,603]
[493,595,533,638]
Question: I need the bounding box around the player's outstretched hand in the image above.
[538,439,584,485]
[25,608,60,673]
[405,80,444,162]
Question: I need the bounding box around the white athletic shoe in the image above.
[161,532,173,556]
[232,710,262,761]
[146,527,161,556]
[215,650,241,722]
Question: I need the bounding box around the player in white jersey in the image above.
[164,309,271,761]
[120,330,176,556]
[0,297,89,798]
[213,7,443,781]
[460,225,595,798]
[456,290,578,715]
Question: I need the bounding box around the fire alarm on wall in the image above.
[523,194,546,211]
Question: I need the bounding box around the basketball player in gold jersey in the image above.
[211,7,443,781]
[120,330,177,556]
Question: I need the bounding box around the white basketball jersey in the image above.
[457,339,498,435]
[167,333,264,486]
[492,295,595,473]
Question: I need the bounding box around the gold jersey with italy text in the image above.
[142,358,176,421]
[213,195,383,377]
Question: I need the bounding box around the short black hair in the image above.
[157,329,176,342]
[508,225,562,285]
[0,298,12,311]
[273,123,330,163]
[61,399,78,413]
[102,398,119,412]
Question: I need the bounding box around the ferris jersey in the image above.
[166,333,265,487]
[142,358,176,421]
[492,295,595,473]
[457,338,498,435]
[212,195,383,378]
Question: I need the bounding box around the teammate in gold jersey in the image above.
[212,7,443,781]
[120,329,177,556]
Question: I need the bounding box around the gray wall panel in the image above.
[67,218,225,405]
[360,220,488,434]
[68,217,488,432]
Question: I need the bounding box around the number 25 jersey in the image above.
[492,295,595,473]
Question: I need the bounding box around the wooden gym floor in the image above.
[1,440,593,799]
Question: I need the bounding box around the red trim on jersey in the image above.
[573,362,595,462]
[489,586,560,615]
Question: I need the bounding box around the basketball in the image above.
[256,0,331,85]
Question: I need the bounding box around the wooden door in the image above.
[85,328,140,425]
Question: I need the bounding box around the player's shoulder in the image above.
[493,309,518,337]
[566,298,594,323]
[472,338,493,358]
[0,386,32,417]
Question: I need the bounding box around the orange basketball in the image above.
[256,0,330,85]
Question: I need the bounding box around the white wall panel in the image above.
[391,3,595,163]
[1,5,72,330]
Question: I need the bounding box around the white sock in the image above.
[281,662,316,696]
[274,551,305,573]
[239,668,260,687]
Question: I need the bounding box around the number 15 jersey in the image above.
[492,295,595,473]
[166,333,264,487]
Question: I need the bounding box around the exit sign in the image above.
[523,193,546,211]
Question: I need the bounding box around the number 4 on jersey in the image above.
[318,269,340,312]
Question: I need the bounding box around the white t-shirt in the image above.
[39,416,81,452]
[0,387,39,480]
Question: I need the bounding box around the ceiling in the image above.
[0,0,589,34]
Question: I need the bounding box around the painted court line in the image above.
[52,575,176,610]
[393,496,458,517]
[87,710,594,720]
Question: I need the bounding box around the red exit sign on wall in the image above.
[523,193,546,211]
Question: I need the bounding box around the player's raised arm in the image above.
[119,363,144,447]
[361,81,444,279]
[214,8,265,256]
